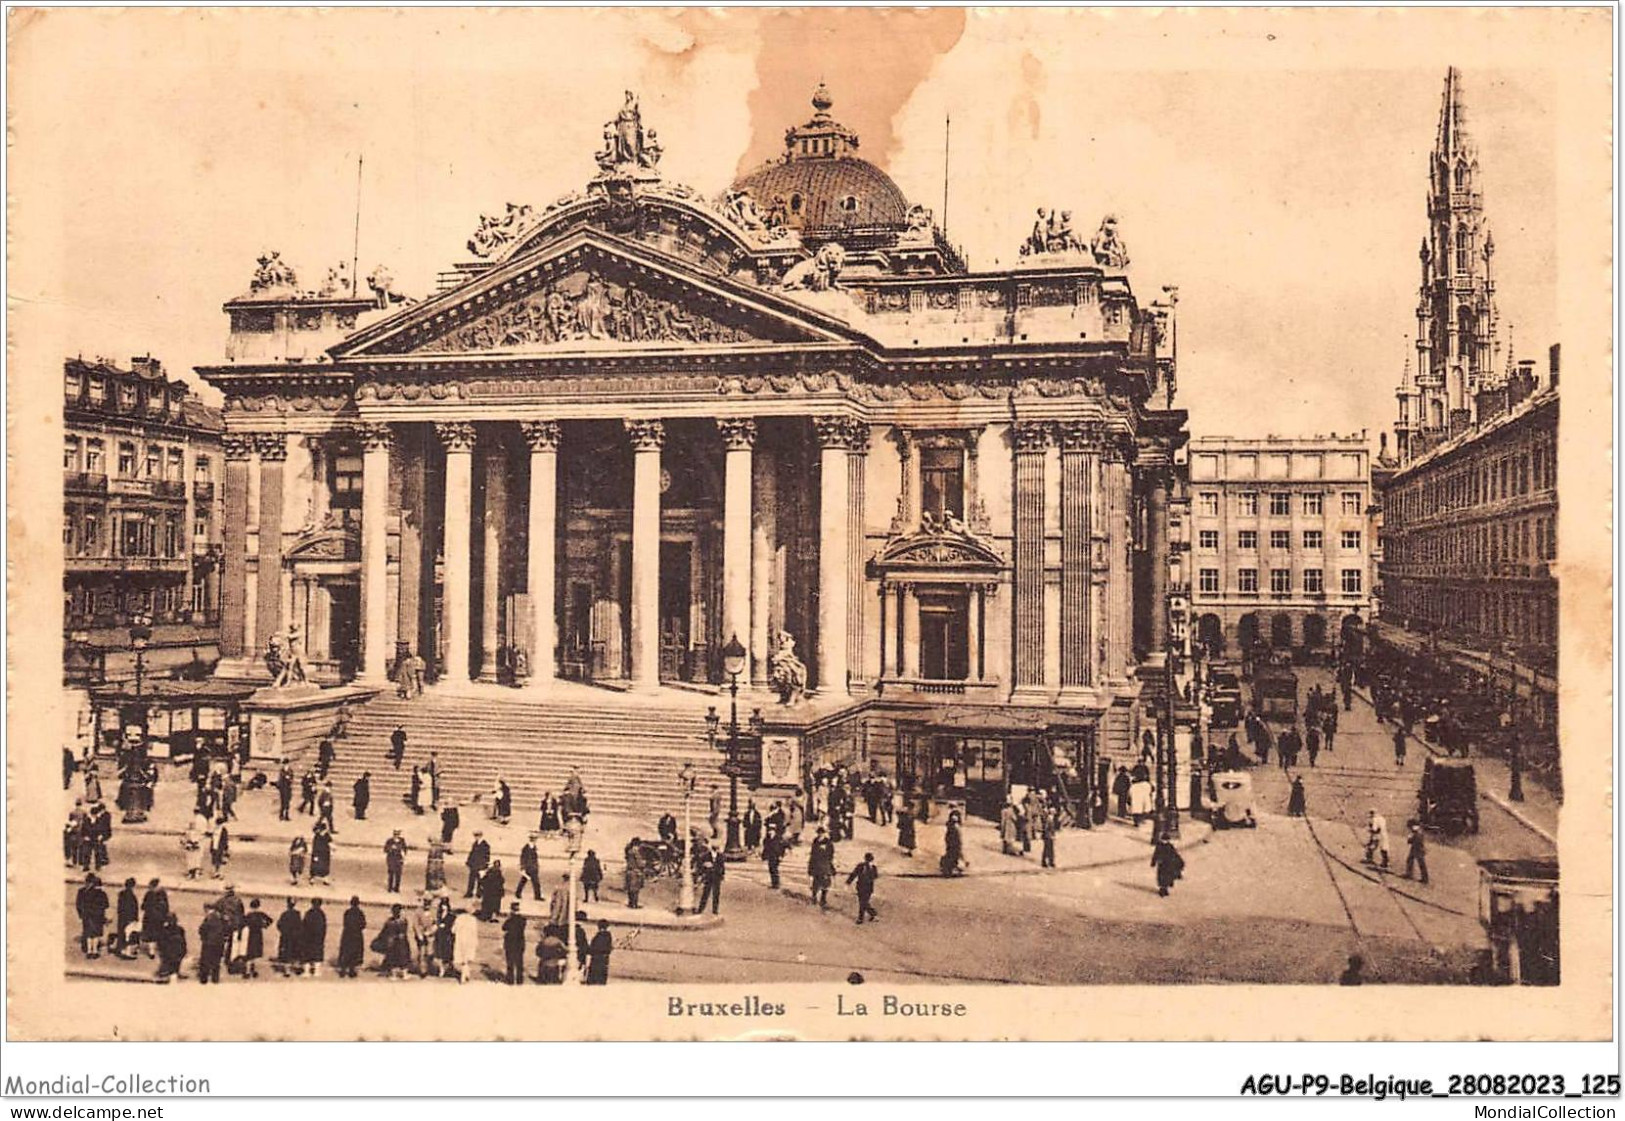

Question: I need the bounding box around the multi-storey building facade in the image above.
[196,86,1187,789]
[63,356,225,682]
[1187,435,1373,657]
[1379,351,1558,730]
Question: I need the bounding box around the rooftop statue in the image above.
[780,242,845,292]
[1019,208,1087,258]
[1091,213,1130,269]
[249,251,298,294]
[467,203,540,259]
[595,90,661,173]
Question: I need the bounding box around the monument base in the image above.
[242,683,380,763]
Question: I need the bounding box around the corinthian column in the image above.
[1058,421,1097,688]
[1011,420,1050,691]
[521,421,561,690]
[718,418,756,674]
[626,419,665,691]
[357,423,394,683]
[477,428,509,683]
[749,438,777,685]
[813,416,857,694]
[219,434,255,660]
[1103,442,1133,681]
[1146,461,1170,650]
[253,433,287,664]
[437,422,477,682]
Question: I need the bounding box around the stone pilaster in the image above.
[749,439,776,685]
[812,416,860,694]
[436,421,477,682]
[1145,461,1170,651]
[219,434,254,660]
[718,418,756,676]
[1011,420,1050,690]
[846,422,870,685]
[625,419,665,691]
[521,420,561,689]
[1103,441,1133,681]
[395,427,424,657]
[253,433,287,662]
[357,423,394,683]
[476,427,509,682]
[1058,421,1098,688]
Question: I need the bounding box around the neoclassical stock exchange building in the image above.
[201,88,1188,820]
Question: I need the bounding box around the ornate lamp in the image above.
[720,634,748,861]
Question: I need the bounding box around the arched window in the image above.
[1455,224,1471,273]
[1454,162,1467,189]
[790,193,802,214]
[1458,307,1477,373]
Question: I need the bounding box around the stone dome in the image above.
[729,83,912,233]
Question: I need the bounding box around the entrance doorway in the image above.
[659,540,692,681]
[918,590,969,680]
[327,582,360,679]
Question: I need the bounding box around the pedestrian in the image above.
[412,897,437,976]
[377,903,413,979]
[382,829,409,893]
[743,800,763,851]
[808,826,836,908]
[762,827,783,889]
[502,902,527,985]
[155,914,188,983]
[1393,726,1408,767]
[209,818,231,879]
[1305,725,1321,768]
[317,737,336,780]
[1287,776,1307,817]
[585,920,613,985]
[516,834,543,901]
[1323,707,1338,752]
[354,772,371,820]
[302,898,328,977]
[623,844,646,909]
[338,896,367,978]
[433,897,456,977]
[788,791,806,845]
[697,851,725,915]
[84,764,103,805]
[535,924,568,984]
[310,821,334,885]
[197,905,227,984]
[1040,806,1059,868]
[999,801,1020,856]
[478,859,506,920]
[896,805,916,857]
[275,762,293,821]
[1403,819,1430,884]
[941,811,965,877]
[707,785,722,839]
[240,899,271,978]
[464,831,490,898]
[389,724,408,770]
[1150,834,1185,897]
[63,744,77,791]
[275,898,302,975]
[451,908,479,983]
[1018,795,1034,855]
[1364,809,1391,869]
[288,835,308,885]
[495,779,512,825]
[75,873,109,958]
[299,770,317,815]
[1339,954,1365,985]
[1112,766,1132,818]
[548,873,571,928]
[316,782,337,834]
[441,802,460,846]
[846,852,880,924]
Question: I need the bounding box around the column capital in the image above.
[520,420,562,452]
[892,426,914,459]
[813,415,866,450]
[1012,420,1052,453]
[624,418,666,451]
[1056,420,1107,453]
[1099,437,1135,464]
[253,433,288,462]
[222,433,257,461]
[435,421,478,452]
[354,422,396,453]
[716,418,757,450]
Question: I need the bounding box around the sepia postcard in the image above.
[5,6,1613,1045]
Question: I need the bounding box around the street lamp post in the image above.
[562,812,583,984]
[1508,731,1525,803]
[129,610,153,748]
[709,635,751,862]
[1161,594,1180,839]
[677,762,697,915]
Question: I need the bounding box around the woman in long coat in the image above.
[941,811,965,876]
[310,822,333,884]
[337,897,367,978]
[275,899,302,972]
[999,803,1020,855]
[378,904,414,979]
[1151,836,1184,897]
[140,880,170,955]
[432,897,456,976]
[287,836,307,884]
[896,806,916,856]
[301,898,328,976]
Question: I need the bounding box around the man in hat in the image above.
[196,903,227,984]
[515,833,542,902]
[846,852,880,924]
[464,831,490,898]
[501,901,527,985]
[389,724,408,770]
[275,760,294,821]
[548,873,572,929]
[75,873,109,958]
[808,826,836,909]
[384,829,409,893]
[114,876,141,958]
[353,771,371,820]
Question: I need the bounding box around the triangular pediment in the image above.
[333,229,864,358]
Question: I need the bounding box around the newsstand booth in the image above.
[87,679,256,764]
[893,708,1099,826]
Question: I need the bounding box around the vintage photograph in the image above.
[7,7,1612,1043]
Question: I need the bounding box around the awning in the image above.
[900,704,1100,736]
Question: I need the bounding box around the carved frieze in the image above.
[420,270,757,352]
[222,433,256,461]
[520,420,562,452]
[224,393,349,415]
[356,381,467,404]
[873,513,1007,573]
[253,433,288,462]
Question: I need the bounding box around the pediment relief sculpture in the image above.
[417,270,761,353]
[874,509,1006,571]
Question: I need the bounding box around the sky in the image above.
[10,8,1595,443]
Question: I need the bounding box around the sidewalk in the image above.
[1356,686,1559,845]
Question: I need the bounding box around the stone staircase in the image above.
[322,692,734,821]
